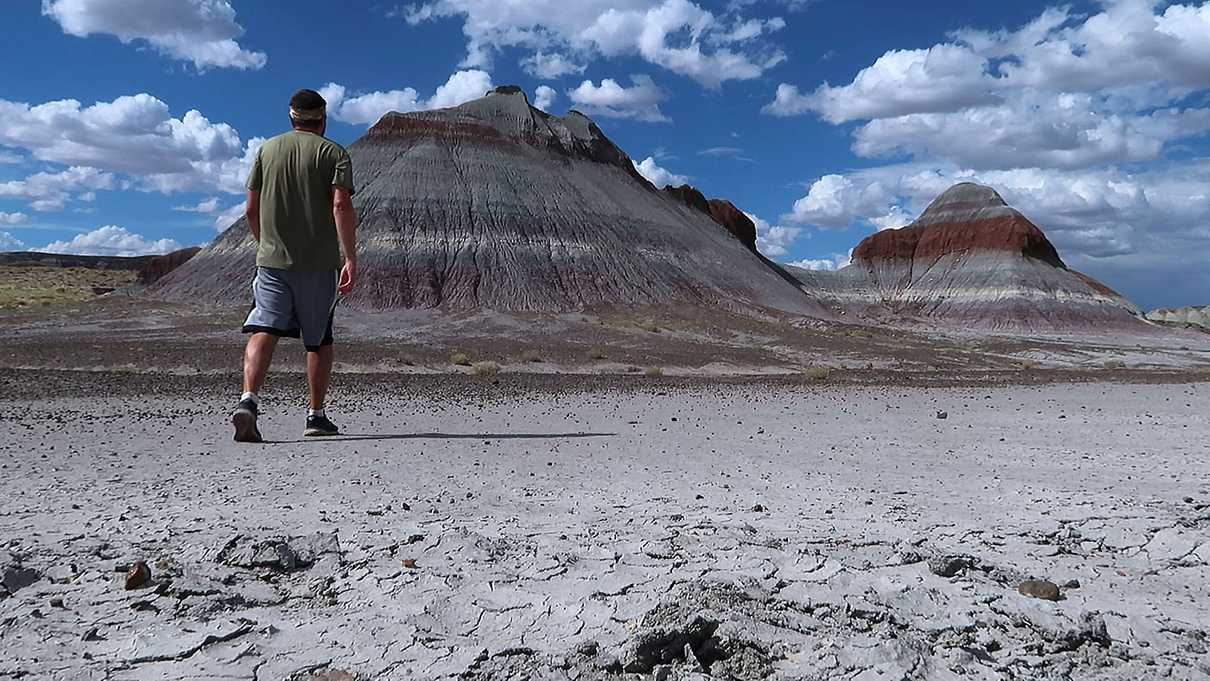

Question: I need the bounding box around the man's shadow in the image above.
[270,432,616,444]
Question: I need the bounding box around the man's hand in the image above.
[338,258,357,295]
[332,185,358,295]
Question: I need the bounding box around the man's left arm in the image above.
[245,148,264,242]
[245,190,261,242]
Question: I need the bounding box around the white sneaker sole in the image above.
[304,427,339,437]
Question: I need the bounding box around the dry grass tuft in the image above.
[636,321,661,333]
[519,349,543,363]
[471,361,500,377]
[1102,359,1127,369]
[804,366,831,381]
[450,352,471,367]
[645,366,664,377]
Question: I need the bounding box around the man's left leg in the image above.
[299,270,340,437]
[307,344,334,411]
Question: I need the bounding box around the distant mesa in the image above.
[152,85,826,317]
[789,182,1144,330]
[0,247,200,285]
[1147,305,1209,330]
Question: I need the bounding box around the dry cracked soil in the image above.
[1,371,1208,680]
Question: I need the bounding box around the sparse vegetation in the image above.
[636,321,661,333]
[1103,359,1127,369]
[1020,359,1040,369]
[645,366,664,377]
[804,366,831,381]
[586,347,609,360]
[519,349,543,363]
[450,352,471,366]
[472,361,500,377]
[0,265,137,309]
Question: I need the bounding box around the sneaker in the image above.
[305,413,339,437]
[232,398,262,443]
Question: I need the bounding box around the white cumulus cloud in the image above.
[784,174,897,229]
[172,196,219,213]
[42,0,266,70]
[764,0,1210,172]
[42,225,183,256]
[399,0,784,88]
[534,85,558,112]
[745,211,802,257]
[0,212,29,225]
[0,231,24,250]
[0,93,252,198]
[213,201,246,231]
[0,166,116,212]
[567,75,670,122]
[785,252,852,271]
[521,52,586,79]
[321,70,494,125]
[634,157,688,187]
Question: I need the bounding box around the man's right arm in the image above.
[333,186,357,294]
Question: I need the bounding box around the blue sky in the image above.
[1,0,1208,309]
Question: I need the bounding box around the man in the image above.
[231,89,358,443]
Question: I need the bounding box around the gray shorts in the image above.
[242,267,339,351]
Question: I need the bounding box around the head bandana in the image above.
[290,106,326,122]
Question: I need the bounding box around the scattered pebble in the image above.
[124,561,151,591]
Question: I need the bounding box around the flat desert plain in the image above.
[1,371,1207,680]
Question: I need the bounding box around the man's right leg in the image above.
[235,267,299,443]
[243,332,280,396]
[233,332,279,443]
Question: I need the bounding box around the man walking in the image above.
[231,89,358,443]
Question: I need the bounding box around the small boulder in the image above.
[1017,579,1062,601]
[124,561,151,590]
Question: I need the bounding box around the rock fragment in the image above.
[216,532,340,572]
[928,554,974,577]
[1017,579,1062,601]
[1,551,40,597]
[125,560,151,590]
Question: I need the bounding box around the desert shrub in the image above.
[636,321,661,333]
[1020,359,1040,369]
[1103,359,1127,369]
[519,349,543,363]
[472,361,500,377]
[804,366,830,380]
[645,366,664,377]
[450,352,471,366]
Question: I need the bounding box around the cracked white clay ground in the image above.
[1,376,1208,680]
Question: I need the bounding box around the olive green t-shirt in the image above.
[246,130,355,271]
